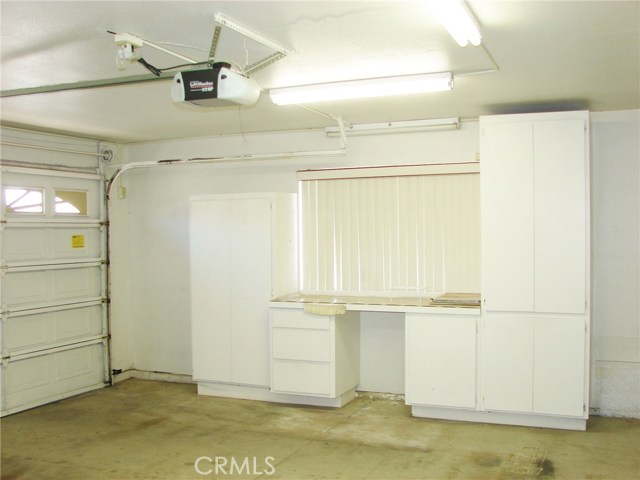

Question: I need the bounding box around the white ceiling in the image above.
[1,0,639,144]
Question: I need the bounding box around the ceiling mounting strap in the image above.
[213,12,290,74]
[208,25,222,63]
[214,13,290,55]
[245,52,286,76]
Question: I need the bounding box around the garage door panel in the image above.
[2,265,103,308]
[55,305,103,341]
[4,343,105,412]
[3,315,49,352]
[5,355,50,392]
[53,266,103,300]
[1,228,48,262]
[53,227,101,260]
[2,226,102,264]
[2,270,49,305]
[3,305,104,353]
[57,346,95,380]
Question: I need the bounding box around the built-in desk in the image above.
[268,293,480,409]
[269,292,586,430]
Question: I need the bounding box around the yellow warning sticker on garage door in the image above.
[71,234,85,248]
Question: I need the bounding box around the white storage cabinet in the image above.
[480,112,588,314]
[190,193,297,390]
[479,111,590,429]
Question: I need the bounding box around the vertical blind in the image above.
[299,165,480,295]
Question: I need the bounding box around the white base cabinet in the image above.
[405,311,587,430]
[405,313,477,409]
[270,307,360,405]
[482,314,587,417]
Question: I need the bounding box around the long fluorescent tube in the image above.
[269,72,453,105]
[431,0,482,47]
[325,118,460,137]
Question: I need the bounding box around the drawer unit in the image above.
[270,307,359,401]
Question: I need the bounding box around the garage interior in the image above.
[1,1,639,479]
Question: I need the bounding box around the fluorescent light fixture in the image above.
[431,0,482,47]
[325,117,460,137]
[269,72,453,105]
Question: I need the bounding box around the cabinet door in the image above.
[482,315,534,413]
[229,198,272,387]
[190,196,273,387]
[482,314,587,417]
[405,314,476,409]
[190,199,233,383]
[533,317,586,416]
[533,120,587,314]
[481,122,535,312]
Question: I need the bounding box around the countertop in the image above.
[269,292,481,315]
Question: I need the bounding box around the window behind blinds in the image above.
[299,165,480,295]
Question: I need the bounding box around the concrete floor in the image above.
[1,379,639,480]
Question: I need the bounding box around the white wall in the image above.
[108,162,298,374]
[109,112,640,415]
[590,111,640,417]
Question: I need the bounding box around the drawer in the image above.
[271,360,331,396]
[272,328,331,362]
[271,308,331,330]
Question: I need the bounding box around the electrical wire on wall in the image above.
[104,113,348,199]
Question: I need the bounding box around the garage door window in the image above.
[55,190,88,215]
[3,187,44,214]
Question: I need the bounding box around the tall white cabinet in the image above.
[479,111,590,429]
[190,193,297,395]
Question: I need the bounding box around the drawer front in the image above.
[271,308,331,330]
[272,328,331,362]
[271,361,331,396]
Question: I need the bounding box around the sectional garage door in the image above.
[1,166,109,416]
